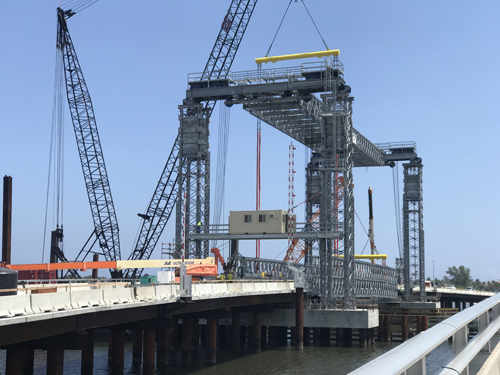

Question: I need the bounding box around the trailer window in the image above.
[244,214,252,223]
[259,214,266,222]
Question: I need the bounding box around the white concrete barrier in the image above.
[254,283,268,293]
[266,282,279,291]
[135,286,157,301]
[70,289,105,308]
[212,284,228,295]
[0,295,33,317]
[103,288,134,304]
[192,284,212,296]
[241,283,256,293]
[227,283,242,293]
[31,292,72,313]
[155,285,177,299]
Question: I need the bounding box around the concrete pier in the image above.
[157,328,168,366]
[295,287,304,350]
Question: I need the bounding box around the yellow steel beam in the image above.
[338,254,388,260]
[255,49,340,65]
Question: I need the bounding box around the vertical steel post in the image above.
[47,349,64,375]
[2,176,12,264]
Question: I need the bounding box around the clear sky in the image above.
[1,1,499,282]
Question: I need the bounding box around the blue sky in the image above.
[0,1,499,282]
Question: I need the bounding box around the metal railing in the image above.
[349,292,500,375]
[187,59,345,88]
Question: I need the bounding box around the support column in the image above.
[268,326,277,347]
[182,318,193,363]
[313,327,321,346]
[6,347,27,375]
[231,311,240,352]
[81,329,95,375]
[132,329,142,367]
[320,328,330,346]
[110,328,125,375]
[207,318,218,365]
[401,316,408,341]
[359,328,367,348]
[239,326,247,347]
[295,287,304,350]
[191,319,199,348]
[157,328,168,366]
[343,328,353,347]
[92,253,99,279]
[303,327,310,346]
[261,326,268,347]
[143,329,155,375]
[252,312,262,352]
[47,349,64,375]
[24,348,34,375]
[336,328,344,347]
[2,176,12,265]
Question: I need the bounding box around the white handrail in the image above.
[349,292,500,375]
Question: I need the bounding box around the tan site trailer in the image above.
[228,210,295,235]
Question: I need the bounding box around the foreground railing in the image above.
[349,292,500,375]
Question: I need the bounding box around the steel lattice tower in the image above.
[175,104,211,259]
[402,159,425,302]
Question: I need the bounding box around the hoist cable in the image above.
[265,0,293,57]
[300,0,329,51]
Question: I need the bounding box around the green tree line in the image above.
[431,265,499,291]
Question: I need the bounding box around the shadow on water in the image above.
[0,338,455,375]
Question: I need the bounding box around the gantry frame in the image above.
[183,58,424,307]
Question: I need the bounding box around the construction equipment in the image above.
[56,8,121,275]
[3,258,214,273]
[123,0,258,278]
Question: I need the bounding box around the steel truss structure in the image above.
[184,58,425,307]
[57,8,121,269]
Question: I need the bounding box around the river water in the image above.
[0,337,455,375]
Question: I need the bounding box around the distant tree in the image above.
[446,266,473,288]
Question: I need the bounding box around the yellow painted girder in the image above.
[256,49,340,65]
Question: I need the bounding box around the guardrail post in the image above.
[407,358,425,375]
[478,311,490,353]
[453,326,468,354]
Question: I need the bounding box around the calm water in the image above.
[0,338,455,375]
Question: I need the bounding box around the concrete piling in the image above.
[207,318,218,365]
[132,329,142,366]
[47,349,64,375]
[143,329,155,375]
[401,316,408,341]
[156,328,168,366]
[81,329,95,375]
[110,328,125,375]
[252,312,262,352]
[295,287,304,350]
[231,311,240,352]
